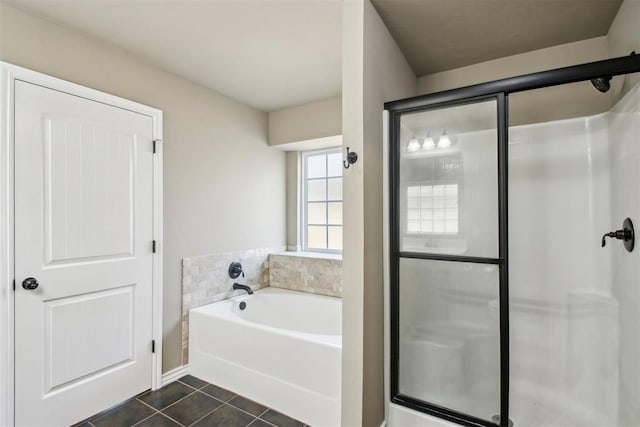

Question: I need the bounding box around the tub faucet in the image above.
[233,283,253,295]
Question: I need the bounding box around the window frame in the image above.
[301,147,343,254]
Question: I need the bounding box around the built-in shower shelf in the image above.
[493,291,619,316]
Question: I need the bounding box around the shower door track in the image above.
[385,53,640,427]
[385,53,639,112]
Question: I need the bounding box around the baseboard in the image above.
[160,364,189,387]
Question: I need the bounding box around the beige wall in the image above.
[418,37,611,125]
[268,96,342,146]
[342,0,416,425]
[271,96,342,250]
[341,1,365,423]
[285,151,300,250]
[361,2,416,425]
[0,3,286,373]
[608,0,640,103]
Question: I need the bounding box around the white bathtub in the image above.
[189,287,342,426]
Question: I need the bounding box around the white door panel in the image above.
[14,80,154,426]
[45,115,136,264]
[44,285,135,391]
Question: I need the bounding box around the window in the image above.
[407,183,459,234]
[405,155,461,236]
[302,148,342,252]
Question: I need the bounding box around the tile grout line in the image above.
[87,393,151,425]
[88,378,303,427]
[226,401,271,420]
[137,380,202,414]
[135,397,166,413]
[255,417,278,427]
[154,392,219,427]
[138,382,227,426]
[159,411,188,427]
[185,402,226,427]
[130,411,162,427]
[132,410,187,427]
[198,388,237,403]
[248,412,278,427]
[177,381,201,393]
[257,409,304,427]
[151,389,200,413]
[136,391,188,418]
[177,379,209,391]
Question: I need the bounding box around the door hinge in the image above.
[12,279,15,291]
[153,139,161,154]
[152,340,156,353]
[152,240,157,253]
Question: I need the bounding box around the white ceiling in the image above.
[9,0,343,112]
[8,0,625,112]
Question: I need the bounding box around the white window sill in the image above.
[272,251,342,261]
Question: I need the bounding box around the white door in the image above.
[14,80,154,426]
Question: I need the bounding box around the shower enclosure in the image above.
[385,54,640,427]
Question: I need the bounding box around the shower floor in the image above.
[71,375,308,427]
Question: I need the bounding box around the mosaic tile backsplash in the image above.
[181,247,283,363]
[269,252,343,298]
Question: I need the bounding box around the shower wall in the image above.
[508,115,612,300]
[609,84,640,426]
[507,82,640,427]
[508,112,618,427]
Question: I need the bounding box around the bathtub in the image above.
[189,287,342,426]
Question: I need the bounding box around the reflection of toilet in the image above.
[399,327,465,405]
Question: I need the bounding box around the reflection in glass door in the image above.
[390,96,508,426]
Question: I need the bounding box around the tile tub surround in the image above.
[181,247,284,363]
[269,252,343,298]
[73,375,308,427]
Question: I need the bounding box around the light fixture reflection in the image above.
[422,133,435,150]
[407,136,420,152]
[437,131,452,148]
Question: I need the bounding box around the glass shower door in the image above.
[391,96,507,425]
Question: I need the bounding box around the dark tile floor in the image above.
[73,375,308,427]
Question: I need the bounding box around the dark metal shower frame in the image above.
[385,53,640,427]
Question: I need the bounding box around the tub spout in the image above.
[233,283,253,295]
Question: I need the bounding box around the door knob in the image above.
[22,277,39,290]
